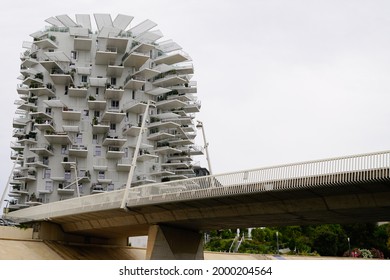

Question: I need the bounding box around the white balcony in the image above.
[50,73,74,85]
[97,178,112,184]
[106,147,125,159]
[102,136,127,147]
[107,37,129,53]
[147,131,175,141]
[154,52,190,65]
[92,122,110,134]
[122,51,149,68]
[106,64,124,77]
[156,99,187,111]
[153,146,182,155]
[17,84,30,95]
[87,100,107,110]
[101,111,126,123]
[133,68,160,80]
[95,47,118,65]
[104,87,124,99]
[33,38,58,49]
[25,158,49,169]
[122,124,141,136]
[153,75,187,87]
[57,187,75,195]
[17,101,37,112]
[12,117,29,129]
[148,121,181,130]
[116,159,131,172]
[68,87,88,98]
[29,85,56,97]
[89,77,107,87]
[44,132,72,145]
[62,109,81,121]
[69,145,88,158]
[74,37,92,51]
[137,153,158,162]
[61,157,76,169]
[30,145,54,156]
[124,76,145,90]
[122,100,148,114]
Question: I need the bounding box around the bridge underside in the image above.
[46,180,390,239]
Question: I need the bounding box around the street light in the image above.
[347,237,351,257]
[196,120,213,175]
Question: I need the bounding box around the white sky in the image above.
[2,0,390,200]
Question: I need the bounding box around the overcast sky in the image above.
[2,0,390,200]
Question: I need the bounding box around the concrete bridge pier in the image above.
[146,225,204,260]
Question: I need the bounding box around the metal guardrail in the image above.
[7,150,390,221]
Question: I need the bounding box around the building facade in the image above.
[8,14,203,210]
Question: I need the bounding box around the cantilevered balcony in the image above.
[68,86,88,98]
[152,75,187,87]
[12,128,25,138]
[30,145,54,156]
[69,145,88,158]
[148,120,181,130]
[12,117,29,129]
[17,84,30,95]
[50,69,74,85]
[183,101,201,113]
[102,135,127,147]
[147,131,175,141]
[10,151,24,161]
[29,83,56,97]
[87,99,107,110]
[122,100,149,113]
[9,185,29,196]
[33,38,58,49]
[89,77,107,87]
[17,100,37,112]
[153,145,182,155]
[74,37,92,51]
[170,81,197,94]
[137,149,158,162]
[154,51,190,65]
[106,146,125,159]
[124,75,145,90]
[91,185,106,194]
[168,137,194,146]
[13,170,37,182]
[174,63,194,75]
[133,68,160,80]
[92,121,110,134]
[33,119,55,132]
[62,108,81,121]
[104,87,124,99]
[57,184,75,195]
[106,63,124,77]
[61,157,76,169]
[107,37,129,53]
[122,123,141,136]
[116,159,131,172]
[25,157,49,169]
[132,177,156,187]
[122,51,149,68]
[132,42,155,54]
[44,132,72,145]
[101,110,126,123]
[156,99,187,111]
[95,47,118,65]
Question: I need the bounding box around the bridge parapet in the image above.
[7,150,390,221]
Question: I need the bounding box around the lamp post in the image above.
[347,237,351,257]
[3,199,10,218]
[196,120,212,175]
[276,231,279,255]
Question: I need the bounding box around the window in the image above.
[94,111,100,118]
[98,171,105,179]
[132,90,135,99]
[92,134,98,144]
[81,75,88,83]
[43,169,51,179]
[83,109,89,117]
[64,170,71,180]
[61,145,68,155]
[111,100,119,109]
[107,184,114,191]
[45,108,52,115]
[95,146,102,156]
[71,51,77,60]
[95,88,99,95]
[42,156,49,165]
[65,85,68,95]
[76,133,82,144]
[110,123,116,131]
[124,147,129,158]
[111,77,116,85]
[45,181,53,192]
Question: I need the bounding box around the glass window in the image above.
[95,146,101,156]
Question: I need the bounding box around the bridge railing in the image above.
[7,150,390,220]
[125,150,390,206]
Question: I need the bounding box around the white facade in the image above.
[8,14,203,209]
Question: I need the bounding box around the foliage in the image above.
[204,223,390,258]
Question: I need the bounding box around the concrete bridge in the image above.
[7,150,390,259]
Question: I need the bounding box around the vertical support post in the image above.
[121,101,153,209]
[197,120,212,175]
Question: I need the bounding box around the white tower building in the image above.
[7,14,204,210]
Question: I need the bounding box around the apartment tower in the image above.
[8,14,204,210]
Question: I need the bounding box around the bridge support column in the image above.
[146,225,204,260]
